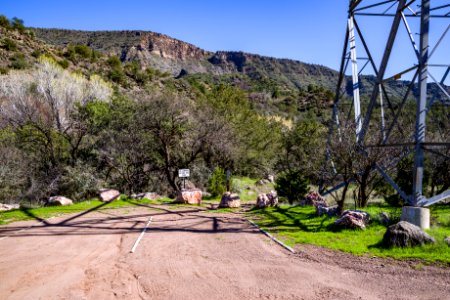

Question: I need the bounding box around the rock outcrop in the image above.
[137,32,208,60]
[219,192,241,208]
[208,51,247,72]
[382,221,436,247]
[48,196,73,206]
[176,189,202,205]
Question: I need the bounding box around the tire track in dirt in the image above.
[0,207,151,300]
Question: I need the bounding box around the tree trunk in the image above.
[337,183,349,215]
[165,168,178,192]
[358,167,371,207]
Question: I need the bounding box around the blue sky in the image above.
[1,0,449,82]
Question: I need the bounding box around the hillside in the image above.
[2,25,448,120]
[31,28,340,91]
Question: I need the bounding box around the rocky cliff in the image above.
[31,28,449,100]
[32,28,339,90]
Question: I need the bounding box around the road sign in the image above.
[178,169,190,178]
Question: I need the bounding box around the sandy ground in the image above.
[0,204,449,300]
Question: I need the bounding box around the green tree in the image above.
[205,84,283,177]
[207,167,228,196]
[10,53,28,69]
[11,17,25,33]
[107,56,122,68]
[381,156,412,207]
[107,56,126,84]
[280,118,326,183]
[2,38,17,51]
[0,57,112,202]
[0,15,11,29]
[58,59,70,69]
[74,44,92,58]
[275,170,309,204]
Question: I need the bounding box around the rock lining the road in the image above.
[175,189,202,204]
[48,196,73,206]
[0,203,20,211]
[219,192,241,208]
[382,221,436,247]
[99,188,121,202]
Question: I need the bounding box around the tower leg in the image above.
[412,0,430,210]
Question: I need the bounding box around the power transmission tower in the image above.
[321,0,450,227]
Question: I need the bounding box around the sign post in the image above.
[178,169,190,190]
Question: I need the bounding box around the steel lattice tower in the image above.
[321,0,450,217]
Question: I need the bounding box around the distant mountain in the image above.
[31,28,340,91]
[31,28,450,103]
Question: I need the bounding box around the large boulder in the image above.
[267,190,278,206]
[301,191,328,208]
[256,193,269,208]
[335,210,370,229]
[256,191,278,208]
[0,203,20,211]
[219,192,241,208]
[317,205,339,217]
[379,212,390,226]
[382,221,436,247]
[48,196,73,206]
[99,189,121,202]
[301,191,331,216]
[176,189,202,205]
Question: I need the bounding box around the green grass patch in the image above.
[0,193,241,225]
[234,176,274,202]
[0,197,174,225]
[206,207,241,214]
[248,204,450,263]
[234,176,257,187]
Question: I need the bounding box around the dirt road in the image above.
[0,205,449,300]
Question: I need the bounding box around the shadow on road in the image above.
[0,200,257,238]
